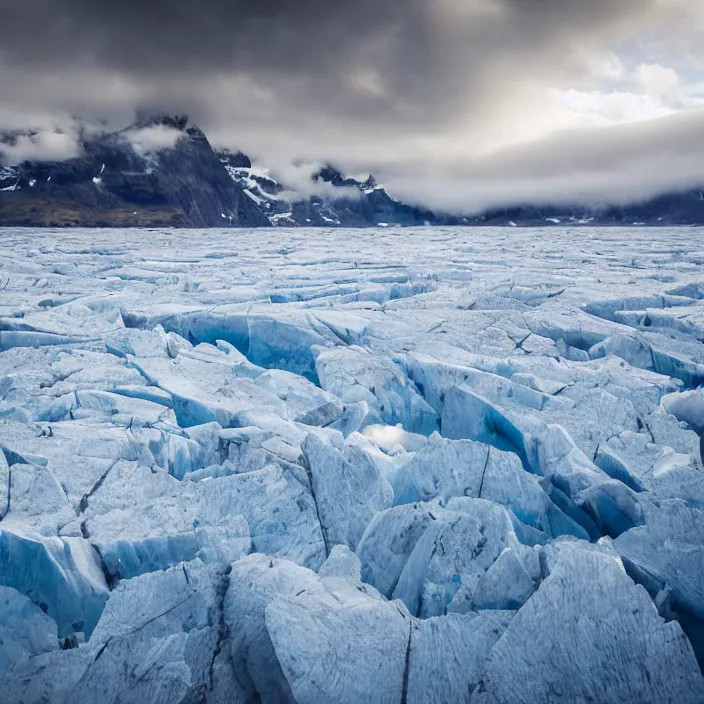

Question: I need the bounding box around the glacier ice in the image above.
[266,579,410,704]
[1,559,239,704]
[225,554,325,703]
[0,586,59,675]
[315,345,439,434]
[391,499,532,617]
[389,432,586,538]
[471,540,703,704]
[405,611,513,704]
[356,502,440,598]
[0,525,109,638]
[1,225,704,702]
[302,433,393,551]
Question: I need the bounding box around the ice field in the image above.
[1,225,704,703]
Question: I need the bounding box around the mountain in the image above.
[221,155,704,228]
[2,117,704,227]
[217,154,461,227]
[466,190,704,227]
[0,117,270,228]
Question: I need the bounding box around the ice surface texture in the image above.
[0,225,703,703]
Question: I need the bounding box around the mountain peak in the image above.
[313,164,346,186]
[131,114,190,131]
[219,148,252,169]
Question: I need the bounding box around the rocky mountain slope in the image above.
[218,151,457,227]
[0,118,270,228]
[2,117,704,227]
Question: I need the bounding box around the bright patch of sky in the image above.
[555,49,703,128]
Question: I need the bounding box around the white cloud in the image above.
[635,63,680,96]
[558,88,672,125]
[0,130,80,165]
[586,52,628,81]
[124,125,183,154]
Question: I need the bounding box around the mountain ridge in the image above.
[2,117,704,227]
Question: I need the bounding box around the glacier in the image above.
[0,225,703,703]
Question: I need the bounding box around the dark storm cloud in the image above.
[0,0,640,70]
[0,0,702,208]
[2,0,402,73]
[0,0,657,122]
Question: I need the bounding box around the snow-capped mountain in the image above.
[217,151,455,228]
[0,117,270,228]
[3,116,704,227]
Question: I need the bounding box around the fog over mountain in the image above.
[1,0,704,211]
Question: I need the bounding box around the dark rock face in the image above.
[219,149,253,170]
[310,165,450,227]
[0,120,271,228]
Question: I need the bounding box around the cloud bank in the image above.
[1,0,703,210]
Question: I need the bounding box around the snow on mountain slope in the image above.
[0,165,21,192]
[217,153,444,227]
[0,225,703,703]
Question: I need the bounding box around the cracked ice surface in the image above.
[0,226,704,703]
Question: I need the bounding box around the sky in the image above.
[1,0,704,212]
